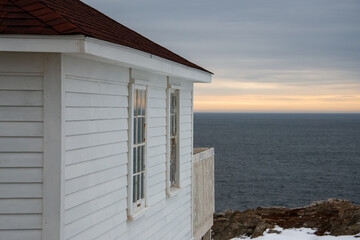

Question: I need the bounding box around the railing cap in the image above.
[193,147,214,163]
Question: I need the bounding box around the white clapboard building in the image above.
[0,0,215,240]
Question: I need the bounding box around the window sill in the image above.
[167,187,181,197]
[127,207,148,222]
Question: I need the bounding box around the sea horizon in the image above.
[194,112,360,114]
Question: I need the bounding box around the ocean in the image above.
[193,113,360,212]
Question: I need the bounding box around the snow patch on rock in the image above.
[232,226,359,240]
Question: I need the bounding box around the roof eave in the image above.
[0,34,212,83]
[0,34,85,52]
[84,37,212,83]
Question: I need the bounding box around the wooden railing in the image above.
[193,148,214,240]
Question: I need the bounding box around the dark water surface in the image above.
[194,113,360,212]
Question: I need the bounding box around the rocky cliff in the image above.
[212,199,360,239]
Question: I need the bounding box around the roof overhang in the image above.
[0,34,212,83]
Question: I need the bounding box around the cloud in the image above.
[82,0,360,112]
[82,0,360,69]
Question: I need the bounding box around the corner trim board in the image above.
[42,53,65,240]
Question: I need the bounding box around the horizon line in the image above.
[194,111,360,114]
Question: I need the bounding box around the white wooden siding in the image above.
[63,55,130,240]
[63,55,194,240]
[0,53,44,240]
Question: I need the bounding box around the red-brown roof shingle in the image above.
[0,0,211,73]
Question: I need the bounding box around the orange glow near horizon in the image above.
[194,94,360,113]
[193,71,360,113]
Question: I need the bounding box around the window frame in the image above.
[128,84,148,217]
[166,88,180,195]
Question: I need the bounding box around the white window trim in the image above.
[166,88,181,196]
[128,84,149,219]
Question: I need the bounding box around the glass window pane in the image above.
[139,146,142,173]
[144,117,146,142]
[137,90,141,116]
[136,117,140,144]
[170,93,173,112]
[173,94,176,110]
[173,115,176,136]
[142,117,146,143]
[133,118,137,144]
[134,90,137,117]
[133,175,136,202]
[137,146,141,173]
[174,93,178,111]
[133,148,136,174]
[142,117,145,143]
[170,138,177,186]
[141,146,144,172]
[141,145,144,171]
[170,115,173,137]
[141,172,144,199]
[138,90,142,116]
[170,93,174,114]
[171,115,176,137]
[137,175,140,200]
[174,113,177,136]
[138,117,141,144]
[142,90,146,115]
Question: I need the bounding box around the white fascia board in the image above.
[0,35,212,82]
[83,37,212,83]
[0,34,84,53]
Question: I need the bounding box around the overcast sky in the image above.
[82,0,360,112]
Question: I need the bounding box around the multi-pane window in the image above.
[169,89,179,189]
[132,88,146,211]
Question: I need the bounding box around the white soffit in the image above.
[0,35,212,83]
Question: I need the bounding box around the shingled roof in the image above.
[0,0,211,73]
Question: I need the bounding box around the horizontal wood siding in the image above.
[0,53,44,240]
[63,55,130,240]
[63,55,194,240]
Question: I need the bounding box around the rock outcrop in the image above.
[212,199,360,239]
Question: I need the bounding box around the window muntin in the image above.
[132,88,146,211]
[168,89,179,190]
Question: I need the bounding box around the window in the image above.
[167,89,179,194]
[129,86,147,215]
